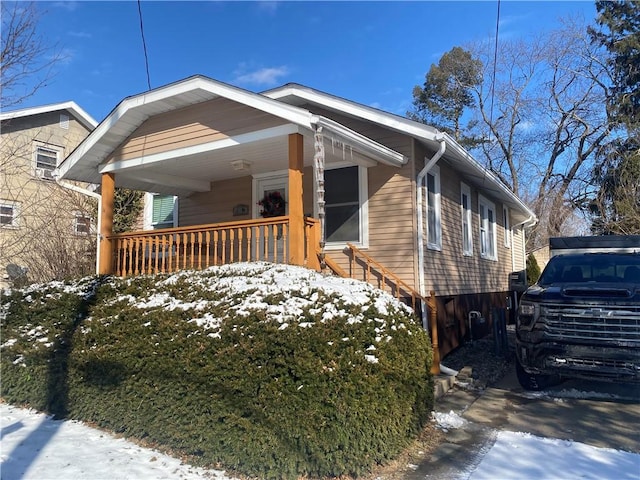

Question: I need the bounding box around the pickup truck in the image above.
[515,236,640,390]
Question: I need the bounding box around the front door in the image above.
[254,175,287,262]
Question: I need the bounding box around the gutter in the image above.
[313,116,408,167]
[54,174,102,275]
[416,133,446,330]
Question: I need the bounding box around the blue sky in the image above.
[14,1,596,122]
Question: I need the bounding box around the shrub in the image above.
[526,253,541,286]
[1,263,434,479]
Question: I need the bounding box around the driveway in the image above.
[411,368,640,479]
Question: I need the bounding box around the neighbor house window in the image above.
[461,182,473,256]
[151,194,177,229]
[324,165,367,246]
[74,213,92,235]
[503,205,511,248]
[479,195,497,260]
[426,166,441,250]
[0,201,19,228]
[34,145,60,180]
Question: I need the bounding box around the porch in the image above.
[108,216,321,277]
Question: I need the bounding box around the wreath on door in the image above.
[258,190,286,217]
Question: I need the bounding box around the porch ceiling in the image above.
[107,128,379,196]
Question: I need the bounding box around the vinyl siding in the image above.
[417,142,515,297]
[108,97,287,162]
[179,175,253,226]
[300,105,418,292]
[512,226,527,272]
[0,111,94,287]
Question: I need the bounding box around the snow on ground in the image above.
[466,430,640,480]
[0,403,237,480]
[432,410,467,431]
[432,410,640,480]
[3,401,640,480]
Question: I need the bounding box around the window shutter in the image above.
[152,195,174,225]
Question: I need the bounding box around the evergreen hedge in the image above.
[1,263,434,479]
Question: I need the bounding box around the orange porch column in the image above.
[288,133,305,265]
[99,172,115,274]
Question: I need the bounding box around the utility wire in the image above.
[489,0,501,126]
[137,0,151,90]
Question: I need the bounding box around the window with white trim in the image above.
[324,165,367,246]
[461,182,473,256]
[0,201,19,228]
[151,194,177,229]
[426,166,441,250]
[503,205,511,248]
[479,195,497,260]
[74,213,92,235]
[34,145,60,180]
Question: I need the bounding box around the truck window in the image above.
[538,254,640,286]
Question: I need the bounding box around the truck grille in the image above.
[542,303,640,344]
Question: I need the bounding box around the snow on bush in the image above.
[1,263,434,479]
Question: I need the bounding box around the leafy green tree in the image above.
[588,0,640,234]
[409,47,482,149]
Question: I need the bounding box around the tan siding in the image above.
[179,175,253,226]
[417,142,515,298]
[299,105,418,290]
[324,161,417,292]
[108,98,287,162]
[512,227,527,271]
[0,111,94,287]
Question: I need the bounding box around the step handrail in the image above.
[346,243,426,310]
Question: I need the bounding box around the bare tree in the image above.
[466,17,611,247]
[1,2,61,108]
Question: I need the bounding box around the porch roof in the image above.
[57,76,407,195]
[265,84,536,225]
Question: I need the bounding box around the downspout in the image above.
[313,124,326,255]
[510,213,537,312]
[54,175,102,275]
[513,214,537,271]
[417,133,446,331]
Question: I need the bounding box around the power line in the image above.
[137,0,151,90]
[489,0,501,127]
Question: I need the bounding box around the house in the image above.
[0,102,98,288]
[57,75,536,357]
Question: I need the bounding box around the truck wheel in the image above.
[515,359,559,391]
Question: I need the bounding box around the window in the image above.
[74,213,92,235]
[0,201,19,228]
[152,194,176,229]
[503,206,511,248]
[479,195,497,260]
[34,145,59,180]
[324,165,367,246]
[426,166,441,250]
[461,183,473,256]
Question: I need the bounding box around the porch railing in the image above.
[109,216,321,277]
